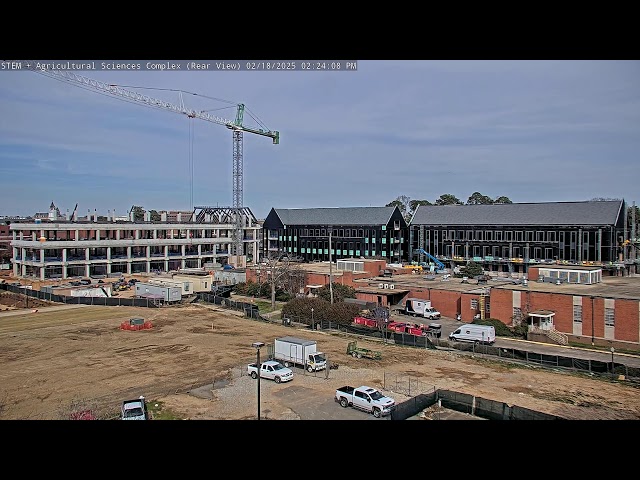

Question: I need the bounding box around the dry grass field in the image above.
[1,301,640,420]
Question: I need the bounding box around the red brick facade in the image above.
[244,262,640,349]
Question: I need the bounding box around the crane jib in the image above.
[21,60,279,256]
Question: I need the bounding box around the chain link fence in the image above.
[6,284,636,384]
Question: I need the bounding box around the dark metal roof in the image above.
[410,201,623,226]
[272,206,399,226]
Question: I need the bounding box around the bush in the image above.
[473,318,527,339]
[316,283,356,303]
[281,297,362,326]
[275,291,292,302]
[462,261,484,277]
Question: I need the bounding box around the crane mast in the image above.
[22,63,279,258]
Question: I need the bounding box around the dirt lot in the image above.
[1,301,639,420]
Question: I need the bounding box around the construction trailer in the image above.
[135,282,181,303]
[146,278,194,296]
[171,273,214,293]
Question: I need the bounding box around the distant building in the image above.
[10,205,261,280]
[262,206,408,264]
[410,200,630,277]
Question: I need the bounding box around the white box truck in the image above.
[403,298,441,320]
[274,336,327,373]
[449,324,496,345]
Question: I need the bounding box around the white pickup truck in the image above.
[247,360,294,383]
[335,385,396,418]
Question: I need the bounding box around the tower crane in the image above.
[22,62,279,257]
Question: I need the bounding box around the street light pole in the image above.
[311,307,314,330]
[611,347,615,377]
[252,341,265,420]
[328,227,334,305]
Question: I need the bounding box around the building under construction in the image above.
[409,200,638,277]
[9,204,261,280]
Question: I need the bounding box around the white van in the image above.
[449,324,495,345]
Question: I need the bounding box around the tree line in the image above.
[386,192,513,221]
[386,194,640,229]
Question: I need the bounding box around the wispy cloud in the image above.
[1,60,639,218]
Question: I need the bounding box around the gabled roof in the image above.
[411,200,624,226]
[268,206,402,227]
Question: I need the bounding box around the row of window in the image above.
[280,247,399,257]
[418,229,605,243]
[572,305,615,326]
[279,237,401,245]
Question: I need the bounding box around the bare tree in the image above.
[386,195,412,221]
[261,254,298,309]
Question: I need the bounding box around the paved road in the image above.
[390,313,640,369]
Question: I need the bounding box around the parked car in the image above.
[247,360,294,383]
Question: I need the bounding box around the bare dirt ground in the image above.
[1,301,639,420]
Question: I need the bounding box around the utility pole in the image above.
[329,226,334,305]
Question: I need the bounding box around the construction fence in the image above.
[6,285,639,382]
[448,340,640,381]
[0,283,161,307]
[389,388,563,421]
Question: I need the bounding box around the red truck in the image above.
[387,321,442,338]
[353,316,380,328]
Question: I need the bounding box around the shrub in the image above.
[473,318,527,338]
[281,297,362,326]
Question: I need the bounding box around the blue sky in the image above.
[1,60,638,219]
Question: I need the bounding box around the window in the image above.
[513,307,522,321]
[605,308,615,327]
[515,231,523,242]
[573,305,582,323]
[495,231,502,241]
[470,299,478,310]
